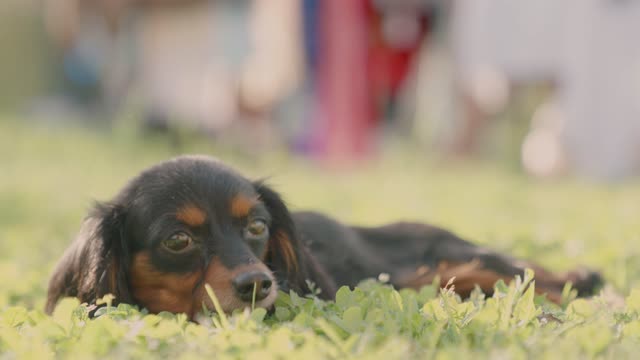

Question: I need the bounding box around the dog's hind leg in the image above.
[394,249,602,304]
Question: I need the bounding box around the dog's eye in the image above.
[162,232,193,252]
[246,219,268,237]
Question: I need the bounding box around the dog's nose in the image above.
[232,271,273,302]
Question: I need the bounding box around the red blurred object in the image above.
[310,0,430,166]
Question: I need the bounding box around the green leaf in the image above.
[341,306,363,333]
[275,307,291,321]
[1,306,29,328]
[566,299,596,320]
[512,281,540,325]
[250,308,267,324]
[293,312,314,327]
[423,299,448,322]
[335,286,353,309]
[626,288,640,314]
[51,297,80,333]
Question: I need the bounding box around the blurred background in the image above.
[3,0,640,179]
[1,0,640,309]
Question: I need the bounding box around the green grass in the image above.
[1,116,640,358]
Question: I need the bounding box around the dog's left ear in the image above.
[91,202,132,304]
[45,201,133,314]
[253,181,336,298]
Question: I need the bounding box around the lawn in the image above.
[1,116,640,358]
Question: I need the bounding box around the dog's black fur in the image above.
[46,155,603,316]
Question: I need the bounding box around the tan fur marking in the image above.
[230,195,258,218]
[176,205,206,226]
[396,260,564,304]
[270,230,298,271]
[130,252,278,318]
[129,252,201,316]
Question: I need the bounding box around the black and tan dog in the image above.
[46,155,602,317]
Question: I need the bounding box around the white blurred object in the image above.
[521,102,567,178]
[450,0,565,82]
[451,0,640,180]
[134,0,302,131]
[559,0,640,180]
[135,1,249,130]
[239,0,303,112]
[463,65,509,115]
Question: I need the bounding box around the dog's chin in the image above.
[231,292,278,314]
[199,286,279,315]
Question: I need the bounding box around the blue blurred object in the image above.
[61,45,102,104]
[302,0,320,71]
[63,47,100,88]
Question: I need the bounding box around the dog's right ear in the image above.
[45,202,132,314]
[253,181,337,299]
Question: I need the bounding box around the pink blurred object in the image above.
[309,0,429,167]
[312,0,373,167]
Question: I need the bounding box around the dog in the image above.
[46,155,603,317]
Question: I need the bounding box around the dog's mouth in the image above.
[196,270,279,314]
[199,287,279,316]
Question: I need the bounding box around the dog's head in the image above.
[52,155,314,317]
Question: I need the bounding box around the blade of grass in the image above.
[205,284,230,328]
[252,282,257,311]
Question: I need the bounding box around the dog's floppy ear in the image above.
[45,202,132,314]
[253,181,336,298]
[91,202,132,304]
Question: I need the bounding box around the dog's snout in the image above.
[232,271,273,302]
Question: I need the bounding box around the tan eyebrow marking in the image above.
[230,195,259,218]
[176,205,207,226]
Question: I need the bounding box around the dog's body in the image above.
[46,156,602,317]
[293,211,601,302]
